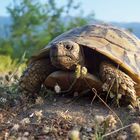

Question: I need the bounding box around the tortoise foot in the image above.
[19,59,56,98]
[99,61,137,106]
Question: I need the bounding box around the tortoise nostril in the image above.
[65,45,73,50]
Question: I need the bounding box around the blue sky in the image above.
[0,0,140,22]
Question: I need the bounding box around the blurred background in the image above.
[0,0,140,73]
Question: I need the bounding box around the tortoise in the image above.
[19,24,140,106]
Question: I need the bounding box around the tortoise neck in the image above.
[78,46,85,67]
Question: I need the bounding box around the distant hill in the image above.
[111,22,140,38]
[0,16,140,38]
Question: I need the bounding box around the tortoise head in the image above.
[50,40,84,70]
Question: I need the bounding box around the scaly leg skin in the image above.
[99,61,137,107]
[18,59,56,100]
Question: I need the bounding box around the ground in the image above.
[0,73,140,140]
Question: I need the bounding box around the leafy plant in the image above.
[5,0,94,58]
[0,55,26,73]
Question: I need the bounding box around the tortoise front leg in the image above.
[19,59,56,98]
[99,61,137,106]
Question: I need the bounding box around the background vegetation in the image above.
[0,0,94,72]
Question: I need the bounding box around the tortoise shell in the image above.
[31,24,140,83]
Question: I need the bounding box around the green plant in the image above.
[93,115,117,140]
[5,0,94,59]
[0,55,26,74]
[0,72,19,107]
[0,52,27,107]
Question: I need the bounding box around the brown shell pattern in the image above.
[35,24,140,82]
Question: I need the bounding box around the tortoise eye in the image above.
[65,45,73,50]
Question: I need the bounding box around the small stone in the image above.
[68,129,80,140]
[4,132,9,140]
[29,113,34,118]
[86,127,92,132]
[54,83,61,93]
[0,97,7,103]
[23,132,29,137]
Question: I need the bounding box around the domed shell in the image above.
[32,24,140,83]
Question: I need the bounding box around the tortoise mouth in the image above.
[52,54,73,61]
[51,55,77,70]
